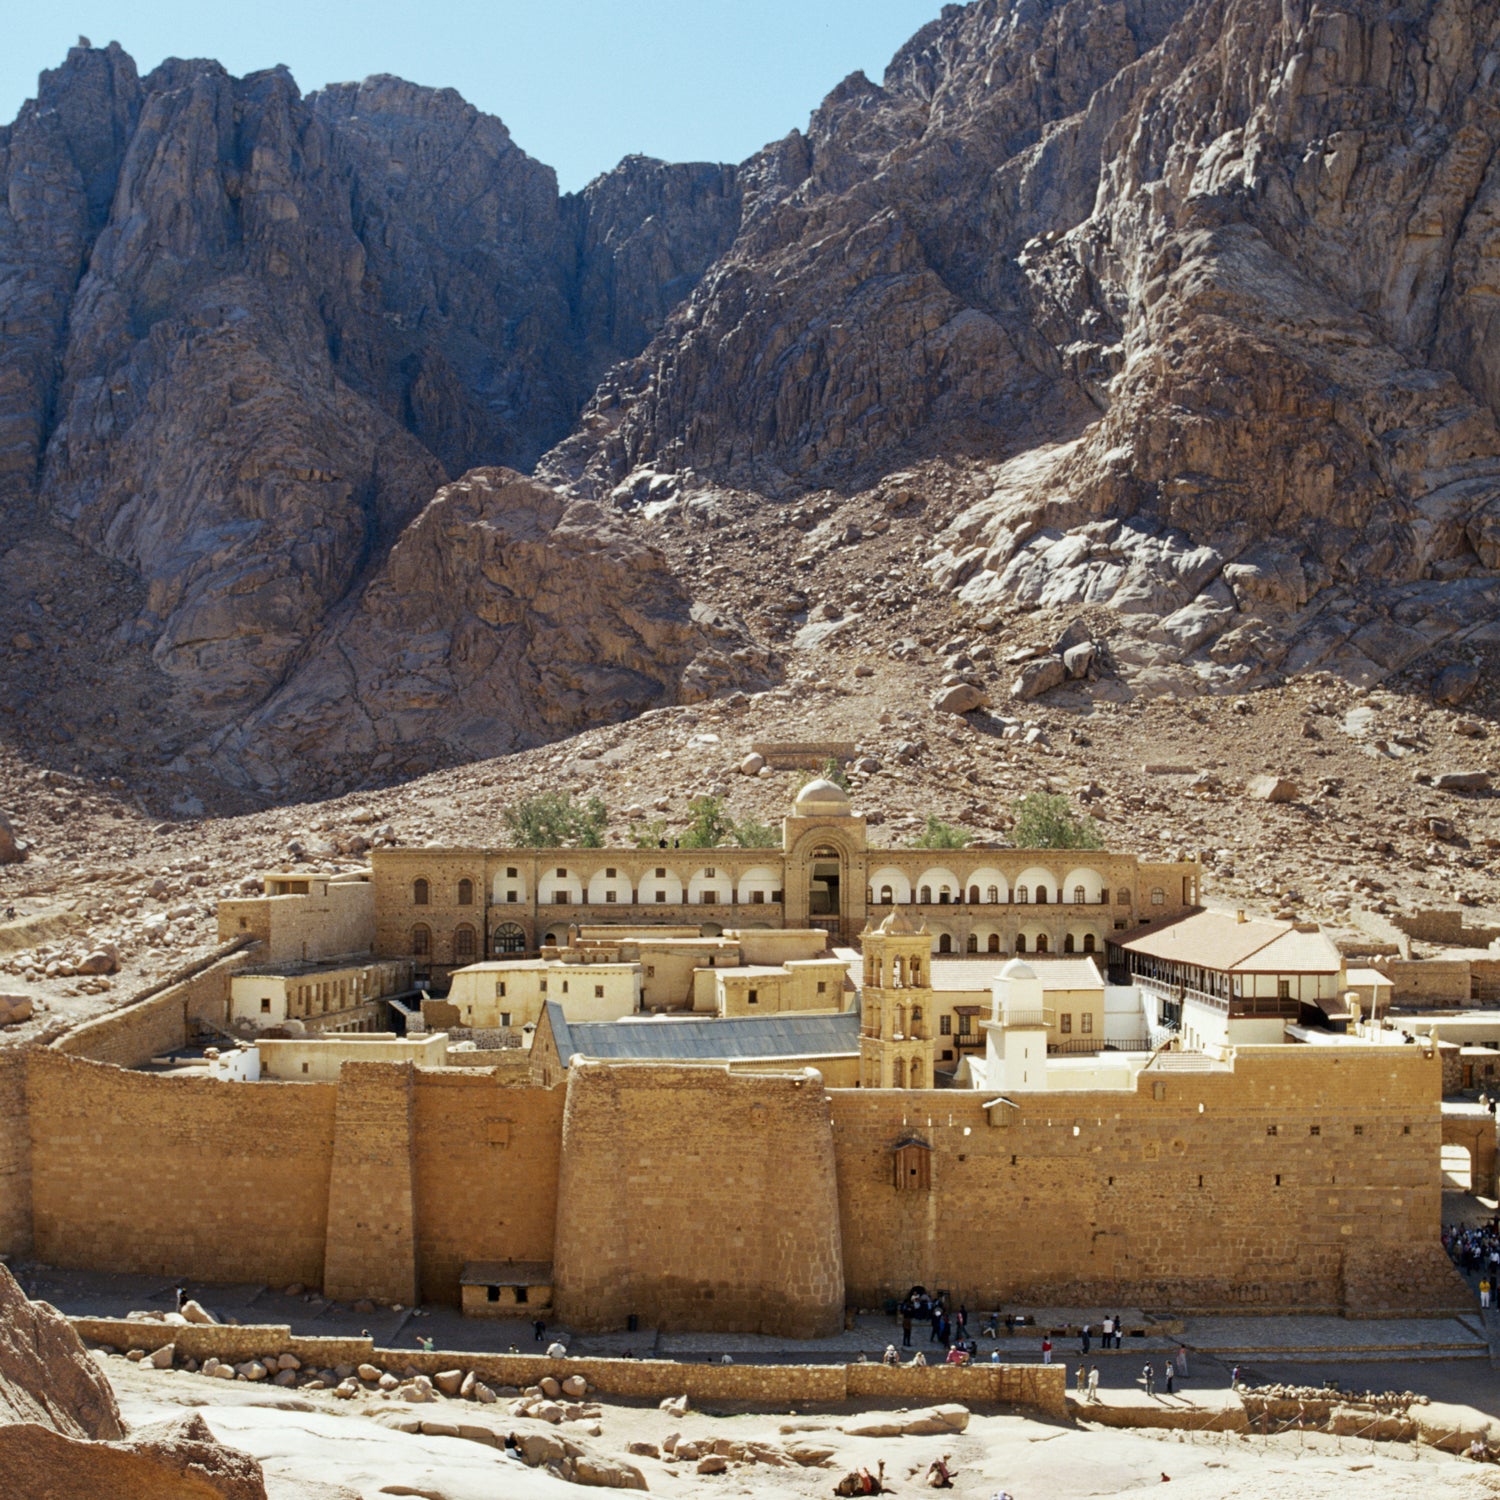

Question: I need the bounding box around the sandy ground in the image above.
[103,1353,1500,1500]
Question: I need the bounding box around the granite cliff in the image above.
[5,3,1500,801]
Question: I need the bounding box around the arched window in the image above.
[1035,885,1050,905]
[1073,885,1086,905]
[1083,933,1097,954]
[454,924,476,962]
[939,886,952,905]
[881,885,894,905]
[892,1058,906,1089]
[987,885,999,903]
[1036,933,1049,954]
[413,878,429,906]
[987,933,1000,953]
[911,1006,923,1037]
[1064,933,1076,953]
[966,933,978,953]
[1016,885,1029,904]
[969,886,980,904]
[411,924,431,956]
[938,933,953,953]
[1015,934,1027,953]
[909,1059,923,1089]
[493,922,526,954]
[1116,889,1130,907]
[457,878,474,906]
[920,886,933,904]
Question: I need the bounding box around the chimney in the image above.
[1236,909,1246,924]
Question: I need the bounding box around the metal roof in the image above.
[545,1002,860,1064]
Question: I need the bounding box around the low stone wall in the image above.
[52,939,258,1067]
[71,1317,1065,1413]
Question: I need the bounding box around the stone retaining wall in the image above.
[70,1317,1065,1414]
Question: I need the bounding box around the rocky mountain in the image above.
[5,3,1500,803]
[0,43,747,797]
[544,0,1500,698]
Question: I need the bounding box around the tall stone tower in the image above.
[859,911,936,1089]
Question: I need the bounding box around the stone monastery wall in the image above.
[552,1063,844,1337]
[831,1047,1458,1315]
[0,1044,1466,1327]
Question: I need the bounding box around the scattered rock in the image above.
[1010,656,1066,700]
[1434,770,1492,792]
[1247,775,1298,803]
[932,682,989,715]
[1433,662,1481,705]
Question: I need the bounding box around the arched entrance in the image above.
[491,922,527,956]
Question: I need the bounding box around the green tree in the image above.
[908,815,969,850]
[501,791,609,848]
[680,794,735,849]
[730,817,779,848]
[628,817,670,849]
[1010,792,1104,850]
[798,757,850,792]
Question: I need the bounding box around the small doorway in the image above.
[809,846,842,919]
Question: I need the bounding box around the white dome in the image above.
[999,958,1038,982]
[794,777,852,815]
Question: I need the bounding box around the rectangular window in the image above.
[655,867,666,878]
[1353,1124,1364,1136]
[646,965,655,979]
[606,867,617,879]
[939,1014,952,1035]
[487,1285,500,1303]
[496,982,507,998]
[594,985,604,998]
[301,1062,309,1074]
[958,1014,971,1036]
[561,981,569,994]
[1060,1013,1072,1034]
[705,867,716,877]
[1081,1013,1093,1034]
[1309,1125,1320,1137]
[702,891,718,905]
[507,891,518,903]
[539,980,547,994]
[748,989,759,1005]
[500,1011,511,1028]
[817,981,827,994]
[514,1285,528,1304]
[751,890,765,904]
[655,891,667,903]
[507,867,517,878]
[942,1049,954,1061]
[605,891,617,903]
[556,866,567,877]
[260,997,272,1013]
[1277,979,1292,1000]
[1266,1124,1278,1136]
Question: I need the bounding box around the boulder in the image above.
[77,946,120,976]
[275,1353,300,1371]
[1434,770,1491,792]
[1010,656,1066,700]
[0,813,23,866]
[538,1375,562,1399]
[357,1363,382,1383]
[902,1403,971,1435]
[739,752,766,776]
[561,1374,589,1398]
[433,1369,465,1396]
[180,1300,216,1326]
[1433,662,1481,705]
[147,1344,176,1369]
[697,1453,729,1473]
[473,1382,498,1404]
[1062,641,1095,678]
[932,682,989,714]
[0,994,33,1026]
[1247,775,1298,803]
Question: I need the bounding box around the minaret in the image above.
[858,911,937,1089]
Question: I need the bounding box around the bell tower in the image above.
[859,911,936,1089]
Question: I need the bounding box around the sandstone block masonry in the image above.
[552,1062,844,1337]
[0,1045,1467,1329]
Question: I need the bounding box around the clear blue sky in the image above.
[2,0,947,192]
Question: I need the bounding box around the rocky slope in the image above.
[544,0,1500,702]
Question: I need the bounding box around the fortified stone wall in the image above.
[412,1068,565,1305]
[553,1062,844,1337]
[0,1049,32,1257]
[830,1047,1462,1316]
[24,1051,337,1285]
[1381,959,1475,1007]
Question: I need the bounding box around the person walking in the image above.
[533,1318,546,1343]
[1483,1277,1492,1310]
[1041,1336,1053,1365]
[1175,1345,1188,1378]
[1230,1365,1240,1389]
[1142,1363,1155,1398]
[1164,1362,1175,1396]
[1101,1314,1113,1349]
[1087,1366,1100,1403]
[1080,1322,1091,1355]
[1076,1365,1087,1398]
[930,1305,945,1345]
[902,1303,913,1348]
[1112,1313,1123,1349]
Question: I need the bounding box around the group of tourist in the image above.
[897,1288,970,1349]
[1443,1219,1500,1307]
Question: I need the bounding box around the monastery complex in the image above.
[0,782,1479,1339]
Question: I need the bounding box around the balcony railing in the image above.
[1134,973,1299,1020]
[1047,1036,1151,1055]
[1000,1010,1053,1028]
